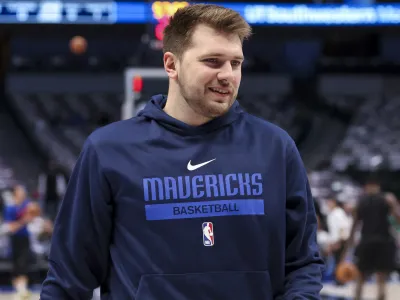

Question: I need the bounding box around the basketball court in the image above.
[322,282,400,300]
[0,292,39,299]
[0,282,396,299]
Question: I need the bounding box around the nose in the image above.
[217,62,234,85]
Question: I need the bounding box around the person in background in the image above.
[344,179,400,300]
[3,184,36,300]
[325,196,352,285]
[27,204,53,260]
[38,160,67,221]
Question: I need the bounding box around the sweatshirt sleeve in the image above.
[276,139,325,299]
[40,137,113,299]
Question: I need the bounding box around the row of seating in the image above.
[9,92,303,174]
[16,90,396,175]
[332,95,400,171]
[0,107,43,190]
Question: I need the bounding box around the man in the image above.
[3,185,35,300]
[41,4,324,299]
[343,179,400,300]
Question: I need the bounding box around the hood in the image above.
[137,94,243,136]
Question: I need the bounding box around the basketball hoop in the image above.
[132,76,143,93]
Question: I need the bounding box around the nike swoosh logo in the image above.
[187,158,216,171]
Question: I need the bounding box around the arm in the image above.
[40,137,113,299]
[6,221,28,234]
[341,209,359,262]
[385,192,400,224]
[327,210,351,252]
[326,213,341,252]
[326,212,340,244]
[3,206,32,234]
[277,140,325,299]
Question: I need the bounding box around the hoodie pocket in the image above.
[136,270,272,300]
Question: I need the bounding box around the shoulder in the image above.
[77,117,150,171]
[81,116,149,156]
[88,117,144,146]
[241,112,296,153]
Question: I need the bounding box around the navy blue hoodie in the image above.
[41,95,324,300]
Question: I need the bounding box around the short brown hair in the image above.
[163,4,252,58]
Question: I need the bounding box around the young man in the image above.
[344,180,400,300]
[40,4,324,299]
[3,185,35,300]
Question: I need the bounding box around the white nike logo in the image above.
[187,158,216,171]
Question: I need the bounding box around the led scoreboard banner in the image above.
[151,1,188,20]
[0,1,117,24]
[0,0,189,24]
[151,1,188,40]
[1,1,400,25]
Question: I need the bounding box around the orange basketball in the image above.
[336,261,359,283]
[69,36,87,55]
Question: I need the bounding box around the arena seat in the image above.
[332,94,400,171]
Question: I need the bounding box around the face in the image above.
[343,203,353,215]
[13,186,26,203]
[166,24,244,118]
[365,183,380,194]
[326,199,336,211]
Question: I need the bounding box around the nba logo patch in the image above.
[202,222,214,246]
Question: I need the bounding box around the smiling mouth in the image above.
[209,87,230,95]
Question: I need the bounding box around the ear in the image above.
[164,52,178,80]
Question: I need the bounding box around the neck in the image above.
[164,87,212,126]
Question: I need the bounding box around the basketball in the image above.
[335,261,359,283]
[69,36,87,55]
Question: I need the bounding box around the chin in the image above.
[206,101,231,117]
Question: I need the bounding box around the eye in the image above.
[231,60,242,67]
[204,58,219,64]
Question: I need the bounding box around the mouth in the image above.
[208,87,231,96]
